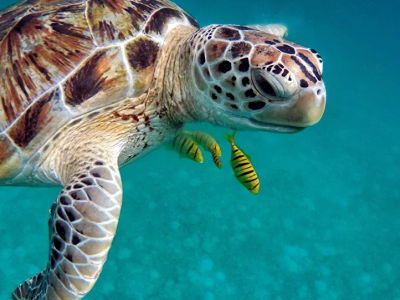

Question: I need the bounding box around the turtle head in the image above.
[187,25,326,133]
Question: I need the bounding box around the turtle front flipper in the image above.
[12,153,122,300]
[246,24,288,37]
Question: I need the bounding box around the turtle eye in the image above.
[253,72,276,97]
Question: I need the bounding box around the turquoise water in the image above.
[1,0,399,299]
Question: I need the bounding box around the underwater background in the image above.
[0,0,399,299]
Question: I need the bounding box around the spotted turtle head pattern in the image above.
[189,25,326,132]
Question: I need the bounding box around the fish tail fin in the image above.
[224,130,236,144]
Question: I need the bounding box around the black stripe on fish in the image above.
[241,172,257,179]
[234,162,250,169]
[249,182,260,190]
[233,156,247,162]
[231,155,245,162]
[187,142,194,154]
[243,177,259,183]
[201,134,208,144]
[236,170,254,178]
[174,135,183,149]
[237,167,254,175]
[179,137,186,154]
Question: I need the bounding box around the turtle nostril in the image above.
[248,101,266,110]
[317,89,321,95]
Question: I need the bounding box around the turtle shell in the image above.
[0,0,199,180]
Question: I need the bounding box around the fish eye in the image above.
[253,72,276,97]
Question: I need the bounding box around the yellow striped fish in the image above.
[185,131,222,156]
[224,131,260,194]
[211,149,222,169]
[185,130,222,168]
[172,133,204,163]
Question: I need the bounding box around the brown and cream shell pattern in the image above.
[0,0,199,180]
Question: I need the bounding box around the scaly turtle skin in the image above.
[0,0,326,299]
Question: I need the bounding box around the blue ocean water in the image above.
[0,0,399,299]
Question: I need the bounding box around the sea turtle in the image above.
[0,0,326,298]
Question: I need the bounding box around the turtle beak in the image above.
[252,82,326,130]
